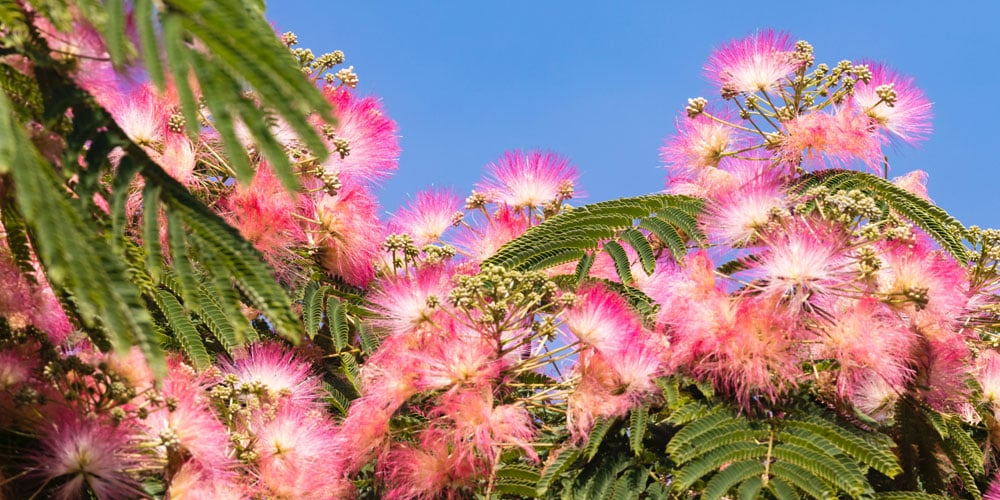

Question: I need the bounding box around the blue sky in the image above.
[268,1,1000,228]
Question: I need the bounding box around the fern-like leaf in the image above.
[536,448,581,497]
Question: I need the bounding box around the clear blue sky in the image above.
[267,1,1000,229]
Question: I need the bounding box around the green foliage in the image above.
[666,401,903,499]
[483,195,704,276]
[793,170,969,263]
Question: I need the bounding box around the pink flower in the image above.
[433,389,538,464]
[310,182,384,287]
[705,30,798,94]
[388,188,463,247]
[977,350,1000,418]
[167,462,247,500]
[701,163,786,246]
[220,163,306,278]
[779,107,883,170]
[892,170,932,201]
[563,284,645,354]
[380,427,482,500]
[753,220,851,306]
[225,343,322,409]
[853,62,932,144]
[319,87,400,184]
[253,406,352,499]
[410,329,503,392]
[369,264,456,337]
[141,358,232,478]
[567,341,661,438]
[818,298,915,398]
[454,205,529,262]
[29,412,144,500]
[475,150,579,209]
[661,112,745,172]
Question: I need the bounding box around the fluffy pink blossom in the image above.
[434,389,538,464]
[563,284,644,354]
[818,298,915,398]
[878,239,970,328]
[978,350,1000,418]
[105,83,197,184]
[779,107,883,170]
[144,359,234,476]
[167,462,247,500]
[567,340,662,438]
[891,170,932,201]
[661,112,745,172]
[705,30,798,94]
[455,205,529,262]
[702,163,786,245]
[380,427,482,500]
[310,183,384,286]
[389,188,463,247]
[319,87,400,184]
[475,150,579,209]
[853,62,932,144]
[369,264,456,337]
[0,247,72,344]
[221,163,306,278]
[29,412,145,500]
[253,406,353,499]
[410,329,503,392]
[754,221,851,306]
[675,296,802,408]
[225,343,322,409]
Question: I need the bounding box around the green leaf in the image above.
[621,228,655,275]
[327,297,350,352]
[153,289,210,371]
[703,461,766,500]
[603,240,633,285]
[628,405,647,456]
[537,448,581,496]
[302,281,326,340]
[583,417,616,462]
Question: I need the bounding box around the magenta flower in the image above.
[319,87,400,184]
[853,62,933,144]
[388,188,463,247]
[476,150,579,209]
[29,412,145,500]
[705,30,798,94]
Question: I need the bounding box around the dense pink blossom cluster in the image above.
[5,17,1000,500]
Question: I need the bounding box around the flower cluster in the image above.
[4,14,1000,499]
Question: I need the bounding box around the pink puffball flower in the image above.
[105,83,197,184]
[220,163,306,278]
[253,406,353,499]
[144,361,234,478]
[779,107,883,171]
[850,374,901,422]
[685,296,802,408]
[226,343,322,409]
[754,221,850,306]
[455,205,529,263]
[567,341,662,438]
[434,389,539,464]
[167,462,247,500]
[319,86,400,184]
[0,247,73,344]
[819,298,916,399]
[892,170,932,201]
[310,182,384,287]
[705,30,798,94]
[563,284,645,354]
[701,164,786,246]
[388,188,463,247]
[29,412,145,500]
[475,150,579,209]
[978,350,1000,419]
[411,329,503,392]
[661,112,745,172]
[369,264,456,338]
[853,62,932,144]
[380,427,482,500]
[878,239,970,328]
